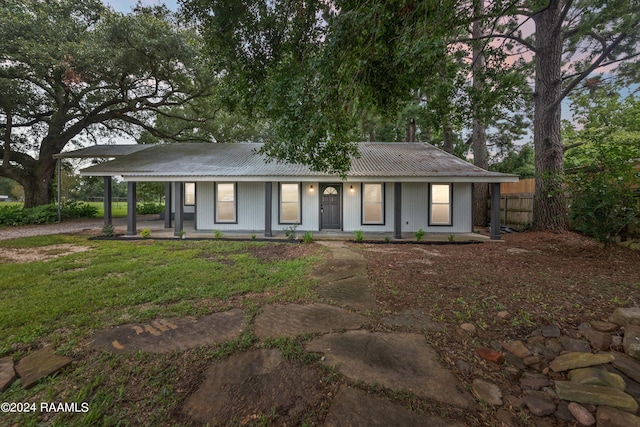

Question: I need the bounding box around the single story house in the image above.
[57,142,518,240]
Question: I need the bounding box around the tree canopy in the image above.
[0,0,216,207]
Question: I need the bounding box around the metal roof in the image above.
[78,142,518,182]
[53,144,153,159]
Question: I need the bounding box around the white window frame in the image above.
[215,182,237,224]
[362,183,384,225]
[184,182,196,206]
[279,183,301,224]
[429,183,452,226]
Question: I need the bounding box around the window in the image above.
[280,183,300,223]
[362,183,384,224]
[216,183,236,223]
[184,182,196,205]
[430,184,451,225]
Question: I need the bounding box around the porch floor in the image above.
[121,217,490,242]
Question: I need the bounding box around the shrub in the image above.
[354,230,364,242]
[140,228,152,238]
[415,229,425,241]
[137,203,164,215]
[284,225,298,240]
[302,231,314,243]
[102,224,115,237]
[0,201,97,227]
[213,229,223,239]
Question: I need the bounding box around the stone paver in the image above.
[14,347,72,389]
[555,382,639,413]
[182,349,324,424]
[323,386,464,427]
[316,276,376,311]
[254,303,367,339]
[382,309,446,332]
[91,309,245,353]
[306,330,473,408]
[0,357,16,391]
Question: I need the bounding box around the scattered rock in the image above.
[523,390,556,416]
[502,340,532,359]
[0,357,16,392]
[472,379,503,406]
[14,347,72,389]
[591,320,619,333]
[549,352,614,372]
[555,382,639,413]
[561,336,592,353]
[455,359,471,375]
[497,311,512,320]
[519,374,550,390]
[542,324,561,338]
[596,405,640,427]
[581,329,613,351]
[503,394,524,409]
[611,353,640,383]
[460,323,477,334]
[610,307,640,327]
[476,347,504,364]
[495,408,517,426]
[505,352,526,369]
[554,401,576,422]
[567,402,595,426]
[546,338,563,354]
[568,367,626,390]
[623,324,640,361]
[523,355,541,366]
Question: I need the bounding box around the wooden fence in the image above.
[488,178,535,229]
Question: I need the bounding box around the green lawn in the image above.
[0,235,319,357]
[87,201,128,218]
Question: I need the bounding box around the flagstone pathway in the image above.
[88,240,473,425]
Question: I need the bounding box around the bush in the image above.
[137,203,164,215]
[354,230,364,242]
[415,229,425,241]
[302,231,313,243]
[0,202,97,227]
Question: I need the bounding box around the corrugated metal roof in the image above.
[79,142,517,182]
[53,144,153,159]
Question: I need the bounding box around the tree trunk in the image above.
[405,118,416,142]
[22,158,56,208]
[443,115,454,154]
[472,0,489,226]
[532,0,568,232]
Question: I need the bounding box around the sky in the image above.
[107,0,179,13]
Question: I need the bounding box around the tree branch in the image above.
[456,33,538,53]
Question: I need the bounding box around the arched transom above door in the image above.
[323,186,338,195]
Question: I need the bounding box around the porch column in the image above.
[164,182,172,228]
[264,182,272,237]
[490,182,501,241]
[394,182,402,239]
[174,182,184,236]
[103,176,112,226]
[126,181,137,236]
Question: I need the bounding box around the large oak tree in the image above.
[0,0,215,207]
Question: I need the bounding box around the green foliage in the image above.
[212,229,223,239]
[0,202,97,227]
[140,228,152,239]
[302,231,314,244]
[564,83,640,244]
[384,236,391,243]
[0,0,216,207]
[102,224,115,238]
[136,203,164,215]
[448,234,456,242]
[490,144,535,178]
[284,225,298,240]
[354,230,364,242]
[415,229,425,242]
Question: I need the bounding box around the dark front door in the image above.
[321,184,341,229]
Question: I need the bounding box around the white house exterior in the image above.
[61,142,518,239]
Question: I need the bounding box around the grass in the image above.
[0,235,319,357]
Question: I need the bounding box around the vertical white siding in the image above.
[195,182,215,230]
[196,182,265,231]
[401,183,429,232]
[343,183,394,232]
